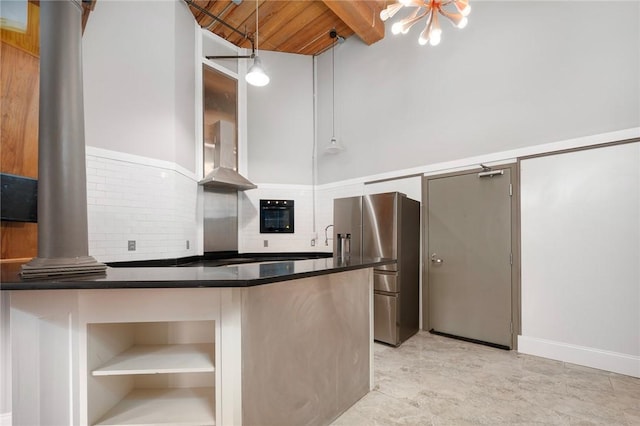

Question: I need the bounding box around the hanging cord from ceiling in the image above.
[254,0,260,53]
[329,29,344,139]
[331,31,336,140]
[184,0,257,58]
[325,29,345,154]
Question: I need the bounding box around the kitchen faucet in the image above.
[324,224,334,246]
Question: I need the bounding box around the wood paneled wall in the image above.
[1,2,40,262]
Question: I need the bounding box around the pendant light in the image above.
[246,0,269,87]
[325,30,344,154]
[198,0,269,86]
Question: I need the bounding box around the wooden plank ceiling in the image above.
[185,0,388,56]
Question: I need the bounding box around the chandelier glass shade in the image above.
[380,0,471,46]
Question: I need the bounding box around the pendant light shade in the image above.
[246,55,269,86]
[325,136,344,154]
[198,0,269,86]
[245,0,269,87]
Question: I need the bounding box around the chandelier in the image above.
[380,0,471,46]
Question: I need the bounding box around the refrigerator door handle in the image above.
[374,270,399,293]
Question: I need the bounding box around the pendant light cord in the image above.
[332,41,335,137]
[255,0,259,54]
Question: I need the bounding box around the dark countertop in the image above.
[0,256,395,290]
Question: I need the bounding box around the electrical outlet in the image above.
[263,240,269,248]
[128,240,136,251]
[186,240,190,249]
[311,238,316,247]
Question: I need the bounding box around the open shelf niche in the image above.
[87,321,216,426]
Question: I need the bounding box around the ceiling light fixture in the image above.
[190,0,269,87]
[245,0,269,86]
[380,0,471,46]
[325,29,344,155]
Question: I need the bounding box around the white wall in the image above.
[81,0,200,262]
[83,0,196,173]
[173,0,197,171]
[519,142,640,377]
[313,1,640,184]
[238,185,319,253]
[242,50,318,252]
[247,51,314,184]
[86,148,199,263]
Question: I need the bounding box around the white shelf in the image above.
[92,344,214,376]
[94,387,215,426]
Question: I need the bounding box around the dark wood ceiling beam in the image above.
[320,0,384,45]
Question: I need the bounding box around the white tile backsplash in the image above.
[85,150,422,261]
[86,148,199,263]
[238,185,319,253]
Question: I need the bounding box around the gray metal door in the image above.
[426,169,513,348]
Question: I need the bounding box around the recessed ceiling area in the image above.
[185,0,388,56]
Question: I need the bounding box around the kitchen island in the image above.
[1,257,392,426]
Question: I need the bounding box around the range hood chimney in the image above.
[199,120,256,191]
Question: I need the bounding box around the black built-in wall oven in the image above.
[260,199,294,233]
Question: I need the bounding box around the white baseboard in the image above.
[518,335,640,378]
[0,412,11,426]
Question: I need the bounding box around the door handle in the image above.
[431,253,443,264]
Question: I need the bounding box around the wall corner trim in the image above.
[86,146,199,182]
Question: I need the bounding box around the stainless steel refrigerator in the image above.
[334,192,420,346]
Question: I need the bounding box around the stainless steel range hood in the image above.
[200,166,257,191]
[199,120,256,191]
